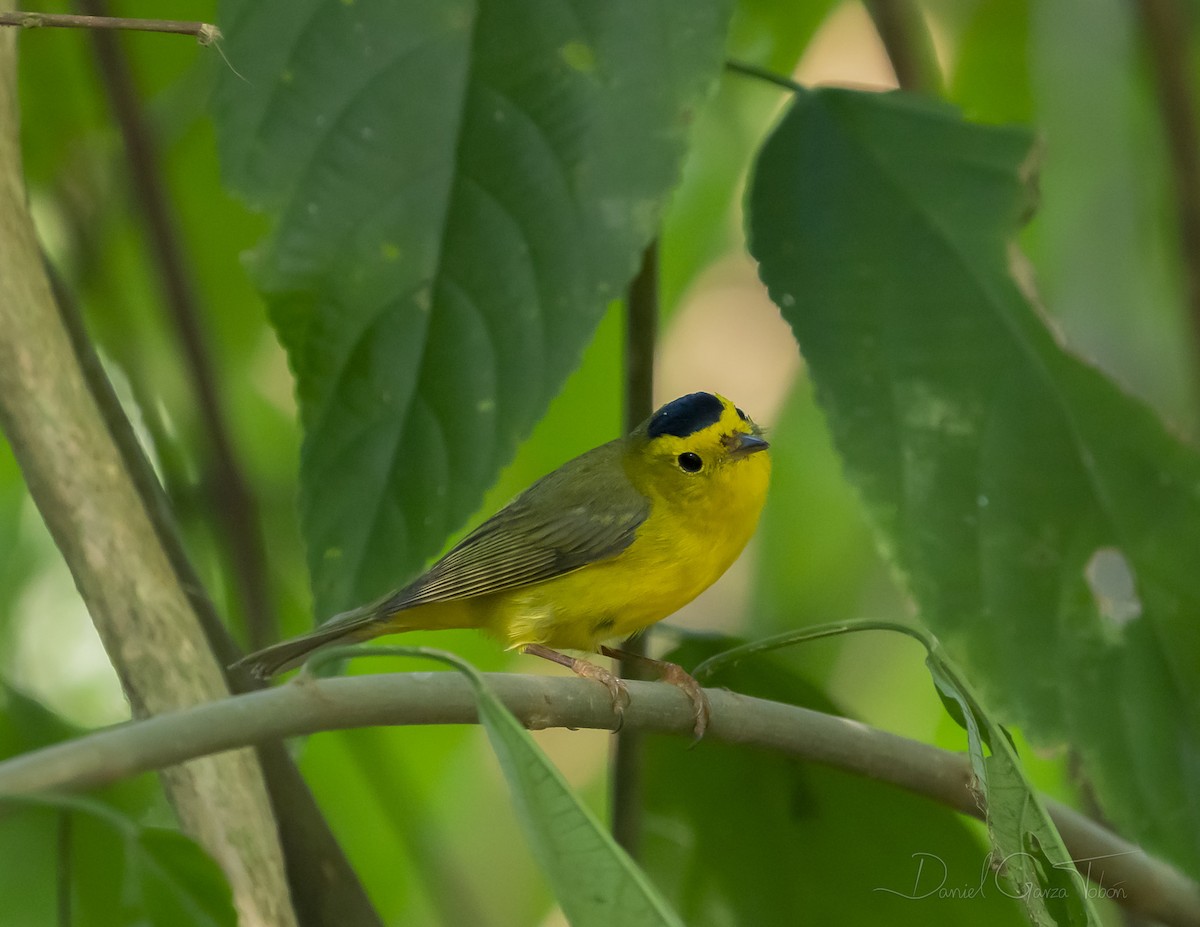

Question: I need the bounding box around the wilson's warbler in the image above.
[235,391,770,734]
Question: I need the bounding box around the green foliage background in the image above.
[2,0,1198,924]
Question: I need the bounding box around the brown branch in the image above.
[862,0,943,94]
[75,0,277,651]
[611,240,660,856]
[1135,0,1200,379]
[0,11,218,44]
[0,12,293,925]
[41,36,384,927]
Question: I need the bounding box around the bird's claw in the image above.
[658,661,711,741]
[569,657,631,731]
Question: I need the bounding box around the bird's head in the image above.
[627,392,771,513]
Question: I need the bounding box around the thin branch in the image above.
[862,0,943,95]
[0,16,293,925]
[0,11,218,44]
[623,241,659,435]
[1135,0,1200,380]
[40,46,383,927]
[0,673,1195,927]
[76,0,277,651]
[612,240,660,856]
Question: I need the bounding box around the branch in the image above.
[0,16,294,927]
[77,0,278,650]
[0,11,218,44]
[612,239,661,854]
[862,0,943,95]
[0,673,1196,927]
[1135,0,1200,377]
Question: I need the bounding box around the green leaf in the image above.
[923,647,1098,926]
[949,0,1033,126]
[475,690,683,927]
[320,646,685,926]
[647,637,1024,926]
[212,0,733,615]
[692,627,1100,924]
[0,794,234,927]
[129,828,237,927]
[746,87,1200,874]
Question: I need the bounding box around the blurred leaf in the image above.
[753,377,889,634]
[746,86,1200,873]
[0,444,34,630]
[645,637,1024,926]
[130,828,236,927]
[1025,0,1196,429]
[661,0,836,311]
[0,794,234,927]
[949,0,1033,125]
[212,0,734,617]
[0,683,84,757]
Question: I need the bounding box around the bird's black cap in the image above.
[647,392,725,439]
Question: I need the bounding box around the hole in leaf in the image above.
[1085,548,1141,629]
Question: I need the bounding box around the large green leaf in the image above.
[747,88,1200,875]
[212,0,733,615]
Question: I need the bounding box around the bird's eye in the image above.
[735,407,749,423]
[677,452,703,473]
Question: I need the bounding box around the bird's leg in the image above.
[523,643,630,730]
[601,645,711,740]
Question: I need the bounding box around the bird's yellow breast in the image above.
[484,438,771,652]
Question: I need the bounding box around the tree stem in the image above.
[1135,0,1200,394]
[612,240,660,856]
[0,12,292,924]
[862,0,942,94]
[77,0,277,651]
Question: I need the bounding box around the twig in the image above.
[1135,0,1200,381]
[0,11,219,44]
[623,241,659,435]
[862,0,942,94]
[611,240,660,856]
[0,672,1195,927]
[40,25,381,927]
[77,0,277,651]
[0,16,292,924]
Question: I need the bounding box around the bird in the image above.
[233,391,771,736]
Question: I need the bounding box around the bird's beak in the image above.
[728,432,769,458]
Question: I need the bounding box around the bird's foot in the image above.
[601,646,711,740]
[523,643,630,730]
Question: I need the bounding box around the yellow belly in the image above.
[480,506,758,652]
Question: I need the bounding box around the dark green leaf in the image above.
[212,0,733,615]
[646,638,1024,926]
[924,648,1098,925]
[129,828,237,927]
[746,87,1200,874]
[0,795,233,927]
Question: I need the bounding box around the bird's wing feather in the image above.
[379,442,650,611]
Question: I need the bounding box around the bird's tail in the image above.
[232,593,438,679]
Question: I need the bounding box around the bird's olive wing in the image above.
[385,443,650,608]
